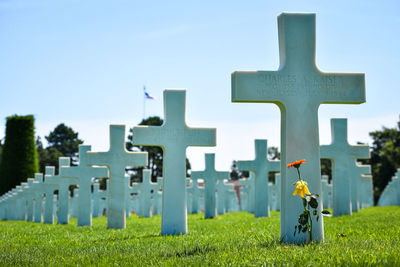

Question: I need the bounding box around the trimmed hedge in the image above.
[0,115,39,195]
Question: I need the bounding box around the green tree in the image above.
[229,160,247,180]
[367,118,400,203]
[0,139,3,167]
[37,123,83,173]
[45,123,83,162]
[127,116,191,183]
[0,115,39,195]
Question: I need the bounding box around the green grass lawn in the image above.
[0,206,399,266]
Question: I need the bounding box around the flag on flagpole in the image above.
[144,86,155,100]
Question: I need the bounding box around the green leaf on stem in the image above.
[322,210,332,216]
[309,197,318,209]
[299,212,308,225]
[302,197,307,207]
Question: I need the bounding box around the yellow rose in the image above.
[293,180,311,198]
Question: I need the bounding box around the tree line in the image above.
[0,114,399,203]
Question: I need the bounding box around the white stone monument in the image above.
[61,145,108,226]
[238,140,280,217]
[86,125,148,229]
[192,154,229,219]
[378,170,400,206]
[239,173,255,213]
[43,166,60,224]
[232,13,365,243]
[321,175,332,210]
[320,119,370,216]
[132,90,216,235]
[55,157,78,224]
[187,176,203,214]
[33,173,45,223]
[359,174,374,208]
[133,169,159,218]
[352,163,371,212]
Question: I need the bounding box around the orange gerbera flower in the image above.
[293,180,311,198]
[287,159,306,168]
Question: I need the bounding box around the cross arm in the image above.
[131,126,163,147]
[320,72,365,104]
[268,160,281,172]
[232,71,284,103]
[350,145,370,159]
[320,145,335,159]
[86,152,111,168]
[237,160,256,172]
[186,128,216,147]
[191,171,205,180]
[216,171,230,181]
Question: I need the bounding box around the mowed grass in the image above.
[0,207,399,266]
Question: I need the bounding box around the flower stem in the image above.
[308,203,312,243]
[296,167,302,181]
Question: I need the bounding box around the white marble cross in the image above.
[132,90,216,235]
[61,145,108,226]
[125,175,132,218]
[321,175,332,210]
[187,177,203,214]
[232,13,366,243]
[378,170,400,206]
[352,163,371,212]
[238,140,280,217]
[192,154,229,219]
[269,173,281,211]
[359,174,374,208]
[33,173,45,223]
[25,178,36,221]
[16,183,28,220]
[320,119,369,216]
[86,125,147,229]
[152,177,163,215]
[53,157,79,224]
[92,183,102,218]
[216,179,234,215]
[239,173,255,213]
[43,164,64,224]
[133,169,159,218]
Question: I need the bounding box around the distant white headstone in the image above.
[320,119,369,216]
[132,90,216,235]
[239,173,255,213]
[86,125,147,229]
[192,154,229,219]
[238,140,280,217]
[133,169,159,218]
[61,145,108,226]
[352,163,371,212]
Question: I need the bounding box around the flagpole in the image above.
[143,86,146,119]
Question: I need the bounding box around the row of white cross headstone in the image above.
[0,12,387,244]
[0,96,374,232]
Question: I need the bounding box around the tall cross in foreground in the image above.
[132,90,216,235]
[232,13,365,243]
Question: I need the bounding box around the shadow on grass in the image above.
[163,246,216,258]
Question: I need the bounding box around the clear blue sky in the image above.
[1,0,399,170]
